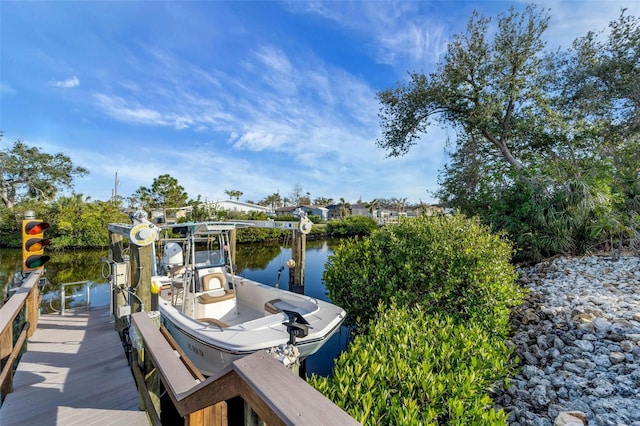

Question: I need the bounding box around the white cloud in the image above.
[51,76,80,88]
[93,93,168,126]
[0,83,16,94]
[541,0,640,50]
[287,1,449,70]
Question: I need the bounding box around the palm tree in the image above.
[224,189,243,201]
[339,197,351,218]
[365,198,380,217]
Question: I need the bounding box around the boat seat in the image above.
[265,299,282,314]
[264,298,299,314]
[197,318,229,328]
[198,273,235,304]
[170,265,186,277]
[170,265,186,305]
[199,290,235,304]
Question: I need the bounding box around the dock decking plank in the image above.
[0,307,149,426]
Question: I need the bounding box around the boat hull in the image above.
[158,281,345,376]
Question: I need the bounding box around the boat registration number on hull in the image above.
[188,342,204,357]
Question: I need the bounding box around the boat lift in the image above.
[106,211,313,327]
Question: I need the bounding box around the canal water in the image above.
[0,238,349,377]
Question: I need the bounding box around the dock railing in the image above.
[0,270,41,404]
[130,311,359,426]
[59,280,92,315]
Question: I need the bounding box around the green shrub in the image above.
[307,214,322,224]
[323,214,523,336]
[236,227,286,243]
[310,303,514,425]
[326,216,378,236]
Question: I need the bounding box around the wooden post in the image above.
[143,311,161,417]
[290,230,306,294]
[110,230,125,262]
[0,326,11,365]
[128,243,159,417]
[0,321,13,399]
[26,281,38,338]
[130,243,153,314]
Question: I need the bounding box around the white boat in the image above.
[152,221,346,376]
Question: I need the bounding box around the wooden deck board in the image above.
[0,308,149,426]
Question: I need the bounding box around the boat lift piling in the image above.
[234,210,311,294]
[289,228,306,294]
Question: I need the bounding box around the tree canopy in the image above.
[377,5,640,261]
[132,174,188,212]
[378,5,550,178]
[0,137,89,209]
[224,189,243,201]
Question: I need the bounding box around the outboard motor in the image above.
[162,242,183,273]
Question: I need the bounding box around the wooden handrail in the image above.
[0,270,42,402]
[131,311,359,426]
[0,322,30,401]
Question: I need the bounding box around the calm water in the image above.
[0,238,349,377]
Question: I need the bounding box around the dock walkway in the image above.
[0,307,149,425]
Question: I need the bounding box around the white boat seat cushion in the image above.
[202,273,226,290]
[198,272,235,304]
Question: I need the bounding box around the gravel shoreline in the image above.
[495,253,640,426]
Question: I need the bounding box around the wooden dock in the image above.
[0,307,149,426]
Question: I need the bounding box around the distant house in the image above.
[274,205,329,221]
[326,203,371,220]
[206,200,271,215]
[325,203,343,220]
[274,206,299,216]
[148,206,192,224]
[349,204,369,217]
[302,205,329,221]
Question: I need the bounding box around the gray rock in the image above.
[495,255,640,424]
[522,365,542,380]
[592,354,612,367]
[554,411,586,426]
[593,317,612,333]
[573,339,594,352]
[563,362,583,374]
[609,351,626,364]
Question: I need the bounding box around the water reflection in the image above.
[0,239,347,376]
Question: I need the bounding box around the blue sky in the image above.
[1,1,637,206]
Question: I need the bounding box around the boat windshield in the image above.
[194,249,225,267]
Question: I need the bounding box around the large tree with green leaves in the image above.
[132,174,188,213]
[377,5,639,260]
[0,137,88,209]
[378,4,551,180]
[553,10,640,224]
[50,194,129,248]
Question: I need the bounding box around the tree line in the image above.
[0,135,409,249]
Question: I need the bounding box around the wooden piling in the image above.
[129,243,153,313]
[290,230,306,294]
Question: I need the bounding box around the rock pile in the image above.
[495,254,640,426]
